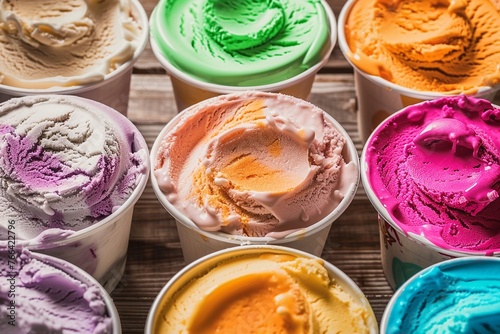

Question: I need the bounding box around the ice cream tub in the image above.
[0,0,149,116]
[360,95,500,290]
[0,95,150,292]
[380,257,500,333]
[338,0,500,143]
[149,0,337,112]
[145,245,378,333]
[373,213,477,290]
[151,91,360,263]
[0,248,121,333]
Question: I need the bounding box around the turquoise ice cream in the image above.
[383,257,500,334]
[150,0,333,86]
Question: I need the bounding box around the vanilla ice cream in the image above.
[0,0,143,89]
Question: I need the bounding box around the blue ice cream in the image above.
[384,257,500,333]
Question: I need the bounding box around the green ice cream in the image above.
[150,0,333,86]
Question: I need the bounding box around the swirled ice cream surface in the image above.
[344,0,500,93]
[365,95,500,252]
[0,95,148,242]
[0,0,143,89]
[157,251,373,333]
[385,258,500,333]
[154,91,358,238]
[150,0,332,86]
[0,248,114,333]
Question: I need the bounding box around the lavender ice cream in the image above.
[0,95,147,241]
[0,248,116,333]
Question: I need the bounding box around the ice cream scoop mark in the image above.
[42,200,56,216]
[203,0,285,51]
[414,118,481,157]
[482,106,500,122]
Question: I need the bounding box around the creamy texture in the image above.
[154,91,358,237]
[0,95,148,241]
[156,252,372,333]
[0,248,113,333]
[365,95,500,252]
[150,0,332,86]
[0,0,143,89]
[344,0,500,93]
[385,258,500,333]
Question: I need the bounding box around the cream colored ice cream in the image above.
[344,0,500,94]
[153,91,358,238]
[0,0,143,89]
[156,251,373,333]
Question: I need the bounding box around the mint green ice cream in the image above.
[150,0,333,86]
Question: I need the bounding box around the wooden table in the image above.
[112,1,393,332]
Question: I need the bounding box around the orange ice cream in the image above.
[154,251,374,333]
[154,91,358,238]
[344,0,500,93]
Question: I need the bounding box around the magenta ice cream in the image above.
[364,95,500,252]
[153,91,358,238]
[0,248,116,333]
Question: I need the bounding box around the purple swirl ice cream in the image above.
[0,95,148,242]
[0,248,115,333]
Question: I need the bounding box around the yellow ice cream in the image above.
[154,252,374,333]
[344,0,500,93]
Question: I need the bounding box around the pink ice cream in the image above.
[0,95,148,242]
[0,248,114,333]
[154,91,358,237]
[365,95,500,252]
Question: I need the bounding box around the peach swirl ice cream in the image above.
[154,91,358,238]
